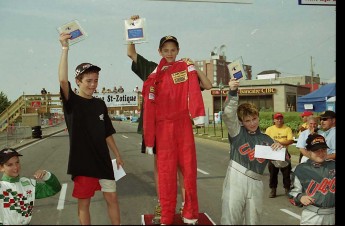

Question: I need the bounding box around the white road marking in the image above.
[197,168,209,175]
[122,135,129,138]
[280,208,301,220]
[57,183,68,210]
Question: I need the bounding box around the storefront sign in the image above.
[93,92,138,107]
[211,88,276,95]
[31,101,41,108]
[239,88,276,95]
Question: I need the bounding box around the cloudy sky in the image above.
[0,0,336,101]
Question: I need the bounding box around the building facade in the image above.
[195,51,323,119]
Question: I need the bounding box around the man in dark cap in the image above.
[289,134,335,225]
[127,14,212,225]
[319,110,336,160]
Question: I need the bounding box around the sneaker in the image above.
[269,188,276,198]
[183,217,198,225]
[152,204,161,225]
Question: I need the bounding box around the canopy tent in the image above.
[297,83,336,112]
[326,96,336,112]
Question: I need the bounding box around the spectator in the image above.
[319,110,336,160]
[118,86,124,93]
[265,112,294,198]
[113,86,118,93]
[47,92,52,105]
[297,111,313,162]
[296,116,319,163]
[133,86,139,92]
[41,88,47,105]
[41,88,47,95]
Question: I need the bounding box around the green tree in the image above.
[0,91,11,114]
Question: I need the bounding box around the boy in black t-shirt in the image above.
[58,32,124,225]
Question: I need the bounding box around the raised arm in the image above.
[222,78,241,137]
[184,58,212,90]
[194,62,212,90]
[58,33,71,100]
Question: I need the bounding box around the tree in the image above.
[0,91,11,114]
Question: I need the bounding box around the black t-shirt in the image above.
[61,82,116,180]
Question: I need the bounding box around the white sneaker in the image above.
[182,217,198,225]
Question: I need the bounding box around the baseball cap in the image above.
[319,110,336,119]
[273,113,284,119]
[300,111,313,117]
[306,134,329,151]
[0,148,22,164]
[75,63,101,77]
[159,35,179,48]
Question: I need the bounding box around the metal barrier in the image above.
[0,126,32,149]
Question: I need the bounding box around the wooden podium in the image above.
[141,213,216,225]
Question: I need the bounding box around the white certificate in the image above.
[228,57,247,80]
[57,20,87,46]
[124,18,147,44]
[254,145,286,161]
[112,159,126,181]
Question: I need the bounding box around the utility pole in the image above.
[310,56,314,91]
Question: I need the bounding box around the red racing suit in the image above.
[143,57,206,224]
[142,71,157,153]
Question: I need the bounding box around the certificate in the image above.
[57,20,88,46]
[124,18,147,44]
[112,159,126,181]
[254,145,286,161]
[228,57,247,80]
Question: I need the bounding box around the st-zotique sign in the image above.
[93,92,138,107]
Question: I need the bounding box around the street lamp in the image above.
[219,81,224,138]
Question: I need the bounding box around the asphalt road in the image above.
[15,121,303,225]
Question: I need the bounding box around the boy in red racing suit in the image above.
[143,57,206,225]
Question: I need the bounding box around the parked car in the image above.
[130,116,139,123]
[113,115,127,121]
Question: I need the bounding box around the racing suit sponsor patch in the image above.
[149,93,155,100]
[187,65,196,72]
[171,70,188,84]
[182,58,193,65]
[149,86,155,100]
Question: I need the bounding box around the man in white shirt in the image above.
[296,116,319,163]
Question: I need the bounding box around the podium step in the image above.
[141,212,216,225]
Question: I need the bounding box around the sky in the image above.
[0,0,336,102]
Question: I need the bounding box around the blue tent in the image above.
[297,83,336,112]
